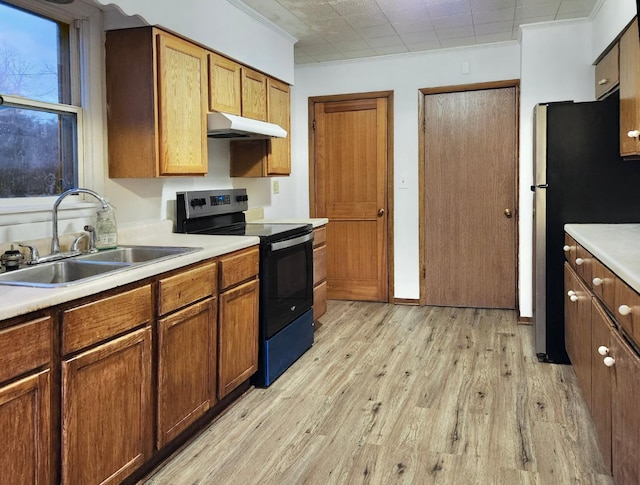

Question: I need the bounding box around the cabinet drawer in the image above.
[564,234,578,270]
[0,316,51,383]
[576,244,593,284]
[595,43,619,99]
[158,262,217,316]
[592,259,616,314]
[63,285,152,354]
[313,244,327,286]
[313,226,327,247]
[218,247,259,291]
[614,278,640,346]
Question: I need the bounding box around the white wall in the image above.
[591,0,636,62]
[289,43,520,300]
[90,0,295,83]
[518,20,595,317]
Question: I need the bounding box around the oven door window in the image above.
[262,238,313,339]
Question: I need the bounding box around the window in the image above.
[0,0,81,198]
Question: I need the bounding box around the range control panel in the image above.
[177,188,249,219]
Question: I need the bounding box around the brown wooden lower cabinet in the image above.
[218,278,259,399]
[61,327,153,485]
[157,297,217,448]
[590,301,613,471]
[313,225,328,322]
[0,370,51,485]
[564,264,592,402]
[610,329,640,484]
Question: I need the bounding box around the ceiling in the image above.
[237,0,598,64]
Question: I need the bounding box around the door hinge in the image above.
[312,119,316,131]
[422,266,426,279]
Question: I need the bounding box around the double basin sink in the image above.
[0,245,201,288]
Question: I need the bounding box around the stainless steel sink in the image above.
[76,245,199,264]
[0,260,130,288]
[0,245,201,288]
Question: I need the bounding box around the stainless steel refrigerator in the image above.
[532,92,640,363]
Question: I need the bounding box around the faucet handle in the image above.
[83,225,97,253]
[19,244,40,264]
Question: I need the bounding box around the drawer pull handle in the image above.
[598,345,609,356]
[592,277,603,286]
[628,130,640,138]
[563,245,571,252]
[570,294,579,302]
[575,258,584,266]
[603,356,616,367]
[618,304,632,316]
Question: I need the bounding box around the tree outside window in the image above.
[0,0,78,198]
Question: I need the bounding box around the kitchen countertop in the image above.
[248,218,328,228]
[0,220,259,322]
[565,223,640,293]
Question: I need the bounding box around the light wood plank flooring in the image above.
[146,301,612,484]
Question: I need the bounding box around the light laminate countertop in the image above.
[564,223,640,294]
[248,218,328,228]
[0,221,259,322]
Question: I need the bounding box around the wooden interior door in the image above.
[423,86,517,308]
[313,96,389,302]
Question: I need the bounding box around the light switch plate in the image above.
[272,180,280,194]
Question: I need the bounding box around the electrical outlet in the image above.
[272,180,280,194]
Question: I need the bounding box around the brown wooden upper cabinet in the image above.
[106,27,208,177]
[208,52,242,116]
[230,78,291,177]
[208,53,268,121]
[619,19,640,157]
[595,42,619,99]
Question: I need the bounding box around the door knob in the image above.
[377,208,385,217]
[504,208,512,218]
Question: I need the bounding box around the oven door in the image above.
[261,231,314,339]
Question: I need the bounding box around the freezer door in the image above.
[532,104,548,358]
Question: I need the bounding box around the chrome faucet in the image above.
[51,188,109,254]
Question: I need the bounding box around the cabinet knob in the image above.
[567,290,576,297]
[627,130,640,138]
[575,258,584,266]
[570,294,579,302]
[598,78,608,86]
[563,245,571,252]
[377,208,385,217]
[618,304,632,316]
[598,345,609,356]
[592,277,603,286]
[603,356,616,367]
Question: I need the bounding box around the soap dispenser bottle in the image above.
[95,205,118,250]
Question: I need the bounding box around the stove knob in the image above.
[236,195,248,202]
[190,199,198,208]
[199,198,206,206]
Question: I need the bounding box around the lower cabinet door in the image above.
[157,297,217,448]
[0,370,51,485]
[218,279,259,399]
[591,301,612,472]
[61,327,152,485]
[611,330,640,484]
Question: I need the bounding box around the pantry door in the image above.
[421,83,518,309]
[310,93,392,302]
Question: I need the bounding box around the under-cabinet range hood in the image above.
[207,112,287,139]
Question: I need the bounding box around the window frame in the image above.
[0,0,102,218]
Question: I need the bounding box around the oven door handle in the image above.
[270,232,314,251]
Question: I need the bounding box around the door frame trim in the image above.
[418,80,520,310]
[308,90,395,302]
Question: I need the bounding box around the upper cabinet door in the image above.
[595,43,619,100]
[241,67,268,121]
[208,53,241,115]
[156,31,208,175]
[267,78,291,176]
[619,19,640,157]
